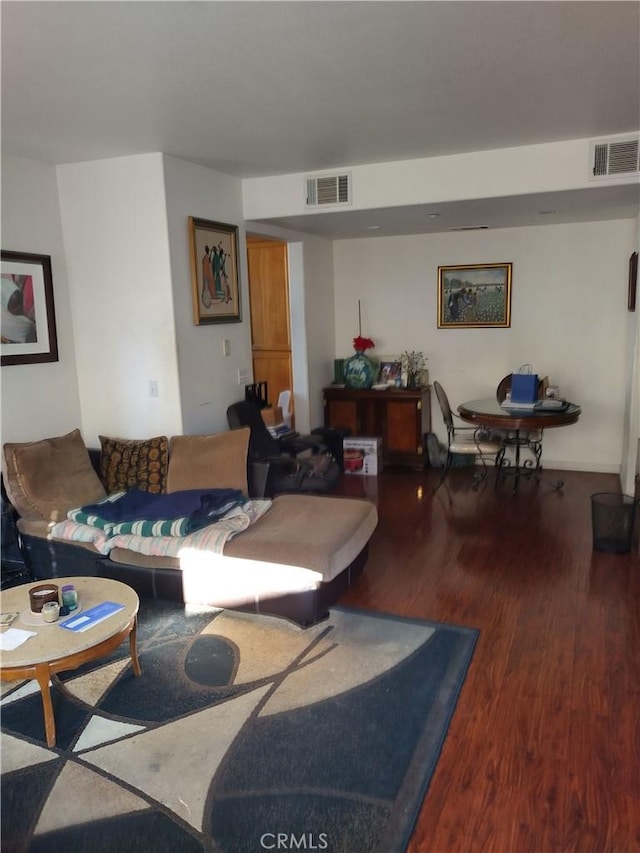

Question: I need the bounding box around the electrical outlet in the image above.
[148,380,159,398]
[237,368,250,384]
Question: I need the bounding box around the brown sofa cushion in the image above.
[99,435,169,494]
[3,428,106,523]
[167,429,249,495]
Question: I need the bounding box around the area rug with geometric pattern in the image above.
[1,599,478,853]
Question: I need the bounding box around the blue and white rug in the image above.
[1,599,478,853]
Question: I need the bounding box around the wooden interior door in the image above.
[246,235,293,423]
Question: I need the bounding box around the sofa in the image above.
[2,428,378,627]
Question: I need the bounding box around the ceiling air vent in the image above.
[590,135,639,179]
[305,173,352,207]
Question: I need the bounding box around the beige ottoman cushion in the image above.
[223,494,377,582]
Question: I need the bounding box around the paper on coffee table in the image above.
[0,627,37,651]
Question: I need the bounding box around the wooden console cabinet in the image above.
[323,386,431,470]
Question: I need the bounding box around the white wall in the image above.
[162,155,251,435]
[286,242,311,433]
[1,152,336,450]
[299,237,336,429]
[333,220,636,473]
[1,155,82,443]
[243,137,637,221]
[56,154,182,446]
[4,151,634,478]
[620,211,640,494]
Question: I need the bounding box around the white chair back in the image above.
[277,390,292,428]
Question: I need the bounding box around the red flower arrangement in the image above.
[353,335,375,352]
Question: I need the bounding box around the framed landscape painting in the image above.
[437,262,512,329]
[1,250,59,366]
[189,217,241,324]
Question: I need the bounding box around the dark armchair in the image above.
[226,400,326,457]
[226,401,340,497]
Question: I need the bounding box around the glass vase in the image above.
[343,350,377,389]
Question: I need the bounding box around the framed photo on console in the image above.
[377,358,402,386]
[1,250,58,366]
[189,217,241,325]
[437,262,512,329]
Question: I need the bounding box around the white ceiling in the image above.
[2,1,639,238]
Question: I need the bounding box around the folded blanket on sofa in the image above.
[69,488,247,537]
[52,499,272,557]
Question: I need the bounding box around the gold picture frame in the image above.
[437,262,512,329]
[189,217,241,324]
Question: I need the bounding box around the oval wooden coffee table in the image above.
[1,576,141,747]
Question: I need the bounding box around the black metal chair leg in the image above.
[433,452,453,493]
[471,460,489,490]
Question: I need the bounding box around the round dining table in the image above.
[457,398,581,491]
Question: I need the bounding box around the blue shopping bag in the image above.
[511,366,538,403]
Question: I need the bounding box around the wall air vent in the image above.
[590,135,639,179]
[305,173,352,207]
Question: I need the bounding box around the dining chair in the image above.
[432,380,502,492]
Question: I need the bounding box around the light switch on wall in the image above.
[223,339,230,356]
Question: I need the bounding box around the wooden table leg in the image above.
[129,617,141,677]
[34,664,56,747]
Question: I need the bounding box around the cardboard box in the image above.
[261,406,283,427]
[343,437,383,476]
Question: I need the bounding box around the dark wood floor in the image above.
[333,465,640,853]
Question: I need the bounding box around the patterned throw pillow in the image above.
[99,435,169,494]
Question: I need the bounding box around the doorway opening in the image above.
[246,234,294,427]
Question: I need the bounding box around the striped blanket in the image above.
[50,499,272,558]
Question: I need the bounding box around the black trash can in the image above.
[590,492,638,553]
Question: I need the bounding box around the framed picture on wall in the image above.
[189,217,241,324]
[437,262,512,329]
[1,250,59,366]
[629,251,638,312]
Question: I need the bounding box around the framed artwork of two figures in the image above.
[189,217,241,324]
